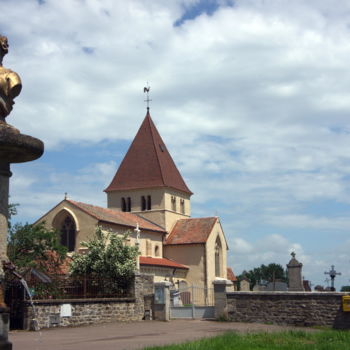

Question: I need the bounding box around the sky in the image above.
[1,0,350,289]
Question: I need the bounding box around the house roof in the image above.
[104,110,192,195]
[140,256,188,270]
[165,217,218,245]
[67,199,166,233]
[227,267,237,282]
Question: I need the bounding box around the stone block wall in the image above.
[23,274,154,329]
[226,292,350,329]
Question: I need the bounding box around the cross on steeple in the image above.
[144,83,152,110]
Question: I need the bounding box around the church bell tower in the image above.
[104,109,192,232]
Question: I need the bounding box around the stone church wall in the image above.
[23,274,154,329]
[225,292,350,329]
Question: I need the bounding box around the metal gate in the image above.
[5,279,26,330]
[170,285,215,319]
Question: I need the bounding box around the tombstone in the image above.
[265,281,288,291]
[287,252,304,291]
[240,277,250,291]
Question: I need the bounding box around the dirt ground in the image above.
[9,319,316,350]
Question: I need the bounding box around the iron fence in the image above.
[23,275,135,300]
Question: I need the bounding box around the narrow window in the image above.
[60,215,76,252]
[215,237,222,277]
[171,196,176,212]
[127,197,131,212]
[180,199,185,214]
[154,245,160,257]
[141,196,146,211]
[146,239,152,256]
[121,197,126,212]
[147,195,152,210]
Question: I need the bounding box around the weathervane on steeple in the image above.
[144,83,152,110]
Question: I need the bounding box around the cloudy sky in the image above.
[1,0,350,289]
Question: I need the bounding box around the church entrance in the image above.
[170,285,215,319]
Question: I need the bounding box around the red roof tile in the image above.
[165,217,217,245]
[140,256,188,269]
[227,267,237,282]
[67,200,166,233]
[104,111,192,194]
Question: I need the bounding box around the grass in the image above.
[144,329,350,350]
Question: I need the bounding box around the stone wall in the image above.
[24,274,154,329]
[226,292,350,329]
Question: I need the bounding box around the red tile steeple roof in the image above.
[105,110,192,194]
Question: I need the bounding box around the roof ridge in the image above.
[104,110,192,194]
[147,113,166,187]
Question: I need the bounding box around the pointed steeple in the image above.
[105,110,192,195]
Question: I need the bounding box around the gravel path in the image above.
[10,319,316,350]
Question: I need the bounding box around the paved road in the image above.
[10,320,314,350]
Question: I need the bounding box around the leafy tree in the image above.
[70,227,138,288]
[238,263,287,289]
[7,202,19,233]
[7,222,67,273]
[341,286,350,292]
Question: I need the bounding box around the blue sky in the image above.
[2,0,350,289]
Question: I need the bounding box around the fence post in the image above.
[191,285,195,319]
[213,280,232,320]
[154,281,171,321]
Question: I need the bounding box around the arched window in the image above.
[180,199,185,214]
[215,237,222,277]
[141,196,146,211]
[171,196,176,212]
[121,197,126,212]
[147,195,152,210]
[60,215,76,252]
[127,197,131,212]
[154,245,160,257]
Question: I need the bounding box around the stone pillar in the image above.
[0,163,11,279]
[0,163,12,350]
[213,279,232,320]
[153,281,171,321]
[287,252,304,292]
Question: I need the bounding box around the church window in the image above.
[147,195,152,210]
[171,196,176,212]
[60,215,76,252]
[141,196,146,211]
[146,239,152,256]
[180,199,185,214]
[121,197,126,212]
[127,197,131,212]
[215,237,222,277]
[154,245,160,257]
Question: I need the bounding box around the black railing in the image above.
[23,275,134,300]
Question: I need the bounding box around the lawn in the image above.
[144,330,350,350]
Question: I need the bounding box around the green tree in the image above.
[70,227,138,288]
[341,286,350,292]
[7,222,67,273]
[239,263,287,289]
[8,202,19,233]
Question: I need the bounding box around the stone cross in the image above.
[324,265,341,291]
[134,223,141,271]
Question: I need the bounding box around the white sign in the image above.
[60,303,72,317]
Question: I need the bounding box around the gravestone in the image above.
[287,252,304,291]
[240,277,250,291]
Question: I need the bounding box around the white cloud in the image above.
[3,0,350,288]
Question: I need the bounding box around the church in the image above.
[35,107,234,290]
